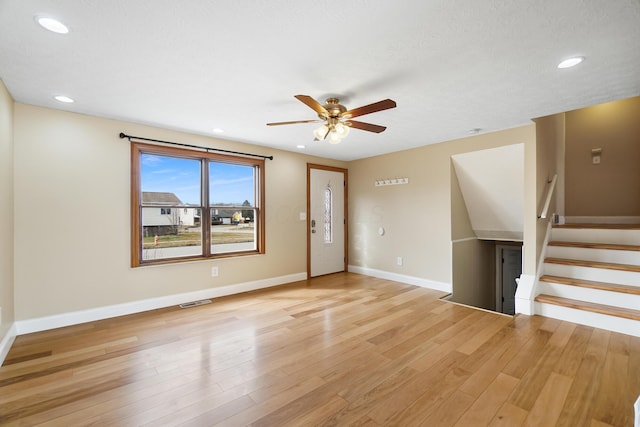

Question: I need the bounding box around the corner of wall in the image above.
[0,79,16,360]
[0,322,17,365]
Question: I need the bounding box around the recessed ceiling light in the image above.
[54,95,74,103]
[35,16,69,34]
[296,145,305,149]
[557,56,584,69]
[212,128,224,133]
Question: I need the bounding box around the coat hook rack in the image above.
[375,177,409,187]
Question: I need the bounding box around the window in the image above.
[323,187,332,243]
[131,142,265,266]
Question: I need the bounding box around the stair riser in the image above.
[546,246,640,265]
[551,228,640,245]
[537,282,640,311]
[543,263,640,286]
[534,302,640,337]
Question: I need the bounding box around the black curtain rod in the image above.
[119,132,274,160]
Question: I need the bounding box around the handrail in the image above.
[538,174,558,219]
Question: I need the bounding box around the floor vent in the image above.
[179,299,212,309]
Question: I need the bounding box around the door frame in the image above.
[495,243,522,314]
[307,163,348,278]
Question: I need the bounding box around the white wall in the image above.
[452,143,524,241]
[13,104,346,322]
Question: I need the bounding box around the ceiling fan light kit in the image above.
[267,95,396,143]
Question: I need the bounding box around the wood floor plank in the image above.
[417,389,476,426]
[501,327,553,379]
[455,372,520,426]
[322,366,420,426]
[523,371,573,426]
[555,328,611,426]
[374,351,471,425]
[553,324,594,377]
[279,394,349,427]
[457,327,523,398]
[508,326,572,411]
[1,272,638,426]
[488,402,529,427]
[591,349,630,426]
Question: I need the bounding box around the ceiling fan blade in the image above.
[294,95,329,117]
[267,119,323,126]
[343,99,397,119]
[346,120,387,133]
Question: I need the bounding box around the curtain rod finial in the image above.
[119,132,127,139]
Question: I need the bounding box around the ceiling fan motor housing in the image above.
[321,98,347,120]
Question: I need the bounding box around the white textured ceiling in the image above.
[1,1,639,161]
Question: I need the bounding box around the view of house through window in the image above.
[131,142,264,266]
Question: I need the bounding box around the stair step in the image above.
[554,223,640,229]
[544,257,640,273]
[551,227,640,246]
[535,294,640,321]
[548,241,640,252]
[539,275,640,295]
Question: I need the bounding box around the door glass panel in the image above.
[324,187,332,243]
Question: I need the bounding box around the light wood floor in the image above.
[2,273,639,426]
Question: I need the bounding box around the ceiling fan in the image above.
[267,95,397,144]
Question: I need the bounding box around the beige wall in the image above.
[533,113,563,265]
[10,102,539,322]
[0,81,15,340]
[348,124,536,285]
[13,104,346,320]
[451,163,474,241]
[451,239,495,311]
[451,161,494,308]
[565,96,640,216]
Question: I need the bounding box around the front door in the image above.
[308,164,347,277]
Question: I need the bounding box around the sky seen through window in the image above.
[141,154,254,206]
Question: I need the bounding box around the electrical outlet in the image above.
[397,256,403,266]
[211,266,219,277]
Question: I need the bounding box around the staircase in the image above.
[534,224,640,337]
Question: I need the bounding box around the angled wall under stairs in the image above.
[534,224,640,337]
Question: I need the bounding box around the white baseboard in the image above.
[565,216,640,224]
[15,272,307,336]
[348,265,451,293]
[0,323,17,365]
